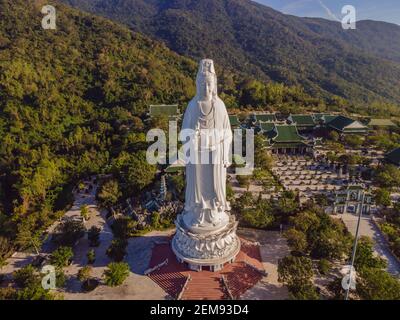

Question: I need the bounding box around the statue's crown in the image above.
[198,59,216,75]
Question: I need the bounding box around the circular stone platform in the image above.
[172,214,241,271]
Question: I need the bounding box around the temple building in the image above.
[313,113,333,124]
[333,184,374,215]
[288,114,316,133]
[263,124,312,154]
[385,147,400,167]
[326,115,368,135]
[367,118,397,129]
[253,113,277,123]
[229,114,241,128]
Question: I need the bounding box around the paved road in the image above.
[340,213,400,276]
[239,229,289,300]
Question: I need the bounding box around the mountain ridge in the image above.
[61,0,400,107]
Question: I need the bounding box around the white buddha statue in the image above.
[172,60,240,270]
[180,59,232,233]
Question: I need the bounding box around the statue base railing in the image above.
[171,214,240,272]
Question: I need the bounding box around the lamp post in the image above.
[345,191,365,300]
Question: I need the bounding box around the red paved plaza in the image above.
[147,237,265,300]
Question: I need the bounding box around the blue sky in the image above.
[255,0,400,25]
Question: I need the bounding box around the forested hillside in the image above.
[0,0,199,257]
[62,0,400,107]
[0,0,340,261]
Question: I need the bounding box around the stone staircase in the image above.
[181,273,228,300]
[148,271,187,299]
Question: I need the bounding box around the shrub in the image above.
[13,265,40,288]
[50,246,74,268]
[54,218,85,247]
[103,262,130,287]
[80,205,90,221]
[87,249,96,264]
[56,269,67,288]
[77,266,97,291]
[106,238,128,262]
[318,259,331,275]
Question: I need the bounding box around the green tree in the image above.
[80,205,90,221]
[285,229,308,254]
[54,218,85,247]
[0,236,12,267]
[97,180,121,208]
[278,255,319,300]
[277,191,298,221]
[328,131,340,142]
[117,151,157,192]
[317,259,331,275]
[16,285,56,300]
[78,266,94,290]
[106,238,128,262]
[13,265,40,288]
[14,215,43,255]
[103,262,130,287]
[78,266,92,283]
[354,237,387,270]
[344,135,363,148]
[374,188,391,207]
[357,268,400,300]
[374,165,400,189]
[50,246,74,268]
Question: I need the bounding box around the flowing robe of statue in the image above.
[180,59,232,232]
[172,59,240,271]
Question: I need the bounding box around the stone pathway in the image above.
[62,230,172,300]
[239,229,289,300]
[340,213,400,276]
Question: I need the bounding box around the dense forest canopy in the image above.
[0,0,198,250]
[62,0,400,107]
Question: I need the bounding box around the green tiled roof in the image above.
[165,164,185,173]
[367,119,397,127]
[229,115,240,127]
[386,148,400,166]
[272,125,304,143]
[259,121,275,133]
[290,114,316,126]
[254,113,277,122]
[328,115,367,132]
[323,115,339,124]
[313,113,331,122]
[149,105,179,117]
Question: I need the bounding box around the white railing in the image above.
[221,275,234,300]
[176,274,191,300]
[144,258,168,275]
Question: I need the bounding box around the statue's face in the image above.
[200,76,215,101]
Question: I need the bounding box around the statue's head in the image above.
[196,59,218,101]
